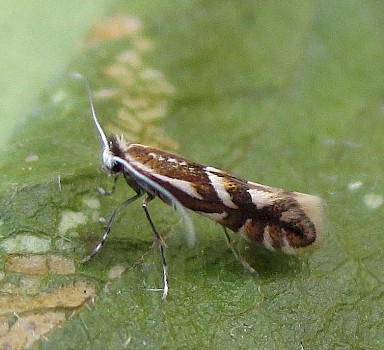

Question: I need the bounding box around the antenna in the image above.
[71,73,109,151]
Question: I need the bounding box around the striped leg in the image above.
[82,193,143,263]
[142,195,169,301]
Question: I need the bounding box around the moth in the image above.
[73,73,323,300]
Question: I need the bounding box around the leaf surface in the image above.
[1,1,384,349]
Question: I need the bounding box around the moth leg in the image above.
[82,192,142,263]
[142,195,168,301]
[97,175,119,196]
[223,227,257,275]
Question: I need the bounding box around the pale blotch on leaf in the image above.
[107,264,127,280]
[24,154,39,163]
[48,255,76,275]
[139,68,163,81]
[83,15,143,47]
[103,64,135,87]
[122,96,150,111]
[117,109,143,133]
[136,102,168,122]
[0,281,96,316]
[5,255,48,275]
[363,193,384,209]
[117,50,142,68]
[143,125,180,151]
[94,87,120,99]
[0,235,51,254]
[0,311,66,350]
[347,181,363,191]
[81,197,102,222]
[54,237,75,252]
[20,276,41,292]
[82,197,101,210]
[133,36,153,53]
[0,282,96,349]
[51,89,68,104]
[3,276,42,295]
[5,254,76,276]
[58,210,87,236]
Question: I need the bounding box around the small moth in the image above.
[73,73,323,300]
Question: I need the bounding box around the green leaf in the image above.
[1,1,384,349]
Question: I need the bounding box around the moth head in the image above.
[104,135,128,174]
[101,140,115,171]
